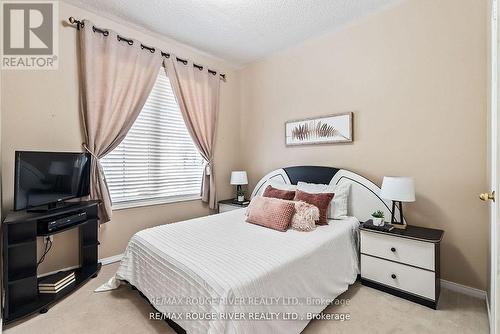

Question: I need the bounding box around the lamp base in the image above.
[234,196,245,203]
[390,200,407,230]
[391,223,407,230]
[234,185,246,203]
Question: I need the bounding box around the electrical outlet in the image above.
[46,235,53,243]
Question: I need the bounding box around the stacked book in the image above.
[362,219,394,232]
[232,199,250,205]
[39,271,75,294]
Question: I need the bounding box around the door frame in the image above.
[490,0,499,333]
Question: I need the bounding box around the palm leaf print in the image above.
[291,120,348,141]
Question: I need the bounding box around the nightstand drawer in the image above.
[361,231,435,270]
[361,254,435,300]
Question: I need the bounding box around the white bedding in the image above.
[100,209,359,334]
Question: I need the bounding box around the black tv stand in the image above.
[26,201,79,213]
[2,200,101,325]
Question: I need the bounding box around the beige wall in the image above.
[239,0,488,289]
[0,0,489,291]
[0,2,242,274]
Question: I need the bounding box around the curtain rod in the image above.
[68,17,226,81]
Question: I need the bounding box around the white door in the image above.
[489,1,499,333]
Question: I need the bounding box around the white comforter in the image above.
[101,209,359,334]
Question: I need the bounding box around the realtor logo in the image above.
[1,1,58,69]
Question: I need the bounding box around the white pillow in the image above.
[268,179,297,191]
[296,181,351,219]
[330,182,350,219]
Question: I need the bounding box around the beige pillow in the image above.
[289,201,319,232]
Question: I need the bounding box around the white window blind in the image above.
[101,70,205,207]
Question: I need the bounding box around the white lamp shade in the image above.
[230,171,248,185]
[380,176,415,202]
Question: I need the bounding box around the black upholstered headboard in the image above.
[283,166,339,185]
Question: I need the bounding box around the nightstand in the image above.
[218,199,249,213]
[360,223,444,309]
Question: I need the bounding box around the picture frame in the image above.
[285,112,353,146]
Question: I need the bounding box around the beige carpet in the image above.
[4,263,489,334]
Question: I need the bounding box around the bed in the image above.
[98,166,401,334]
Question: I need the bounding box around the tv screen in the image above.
[14,151,91,210]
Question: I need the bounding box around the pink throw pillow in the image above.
[293,190,334,225]
[262,185,296,200]
[246,196,295,232]
[245,198,319,232]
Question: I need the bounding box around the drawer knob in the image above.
[391,274,397,279]
[390,247,396,252]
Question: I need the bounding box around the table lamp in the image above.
[380,176,415,230]
[230,171,248,202]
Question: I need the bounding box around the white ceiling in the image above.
[64,0,401,66]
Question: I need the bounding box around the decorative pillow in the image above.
[245,197,318,231]
[262,185,296,200]
[270,180,297,191]
[289,201,319,231]
[293,190,334,225]
[246,196,295,232]
[330,182,350,218]
[297,181,351,219]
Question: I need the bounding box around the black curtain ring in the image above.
[141,45,155,53]
[92,26,96,33]
[103,30,109,37]
[128,40,134,46]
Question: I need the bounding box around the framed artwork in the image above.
[285,112,353,146]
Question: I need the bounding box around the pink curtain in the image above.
[78,20,162,222]
[163,57,221,209]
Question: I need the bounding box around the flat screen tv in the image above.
[14,151,91,211]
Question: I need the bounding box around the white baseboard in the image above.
[441,279,487,300]
[38,253,124,278]
[486,295,492,333]
[100,253,123,265]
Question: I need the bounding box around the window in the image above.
[101,70,205,208]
